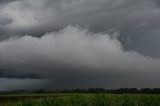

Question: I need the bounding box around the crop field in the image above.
[1,94,160,106]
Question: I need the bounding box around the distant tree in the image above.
[34,89,45,93]
[116,88,138,93]
[141,88,152,93]
[88,88,106,93]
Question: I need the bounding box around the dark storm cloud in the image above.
[0,78,49,91]
[154,0,160,6]
[0,0,17,3]
[0,0,157,33]
[0,26,160,89]
[0,69,41,79]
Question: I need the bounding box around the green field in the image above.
[1,94,160,106]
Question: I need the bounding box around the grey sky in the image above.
[0,0,160,90]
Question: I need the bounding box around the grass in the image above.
[2,94,160,106]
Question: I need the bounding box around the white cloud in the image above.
[0,25,160,78]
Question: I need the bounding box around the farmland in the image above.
[1,93,160,106]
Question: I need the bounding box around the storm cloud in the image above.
[0,0,160,90]
[0,26,160,89]
[0,78,49,91]
[0,0,159,33]
[0,0,160,56]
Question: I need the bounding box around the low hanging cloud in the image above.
[0,78,49,91]
[0,25,160,89]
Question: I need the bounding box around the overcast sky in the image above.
[0,0,160,91]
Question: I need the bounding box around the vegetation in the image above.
[1,88,160,106]
[2,94,160,106]
[2,88,160,94]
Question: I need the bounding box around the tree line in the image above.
[1,88,160,94]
